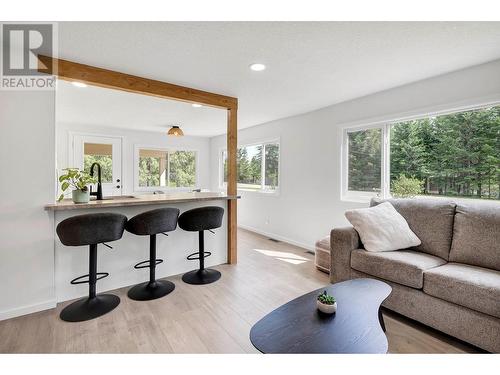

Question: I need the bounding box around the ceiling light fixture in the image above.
[192,103,202,108]
[249,63,266,72]
[167,126,184,137]
[71,81,87,88]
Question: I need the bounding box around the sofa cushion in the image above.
[449,202,500,271]
[424,263,500,319]
[371,198,456,260]
[345,202,421,252]
[350,249,446,289]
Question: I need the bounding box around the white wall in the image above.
[56,123,212,195]
[0,90,56,320]
[210,59,500,250]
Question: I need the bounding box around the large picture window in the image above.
[136,147,197,190]
[343,105,500,201]
[221,141,280,192]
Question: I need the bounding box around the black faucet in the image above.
[89,162,103,200]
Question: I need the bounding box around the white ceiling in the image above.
[56,80,227,136]
[56,22,500,136]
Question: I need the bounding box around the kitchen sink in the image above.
[96,195,138,201]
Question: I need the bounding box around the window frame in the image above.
[133,144,199,192]
[341,101,500,203]
[342,124,390,202]
[219,138,281,194]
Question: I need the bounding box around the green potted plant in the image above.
[58,168,97,203]
[317,290,337,314]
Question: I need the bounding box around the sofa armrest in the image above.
[330,226,360,283]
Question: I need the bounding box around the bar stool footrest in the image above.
[70,272,109,285]
[186,251,212,261]
[134,259,163,269]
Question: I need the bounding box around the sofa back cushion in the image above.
[371,198,456,260]
[449,202,500,271]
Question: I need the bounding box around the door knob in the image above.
[116,185,121,188]
[116,179,121,182]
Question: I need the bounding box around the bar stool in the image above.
[125,208,180,301]
[178,206,224,285]
[56,213,127,322]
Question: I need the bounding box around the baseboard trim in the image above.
[0,300,56,321]
[238,224,315,251]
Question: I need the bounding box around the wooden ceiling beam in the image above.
[38,55,238,110]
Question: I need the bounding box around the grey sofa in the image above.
[330,198,500,353]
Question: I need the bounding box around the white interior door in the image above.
[73,134,123,197]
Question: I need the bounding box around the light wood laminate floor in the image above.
[0,229,482,353]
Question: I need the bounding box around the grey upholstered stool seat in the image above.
[178,206,224,285]
[56,213,127,322]
[125,208,180,301]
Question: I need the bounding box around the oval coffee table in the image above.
[250,278,392,353]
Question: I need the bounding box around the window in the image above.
[168,150,197,188]
[347,128,382,193]
[136,147,197,190]
[83,143,113,183]
[73,134,122,196]
[343,105,500,201]
[220,141,280,192]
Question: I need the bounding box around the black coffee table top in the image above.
[250,278,392,354]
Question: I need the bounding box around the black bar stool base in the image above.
[127,280,175,301]
[60,294,120,322]
[182,269,221,285]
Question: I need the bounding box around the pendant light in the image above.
[167,126,184,137]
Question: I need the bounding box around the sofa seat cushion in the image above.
[424,263,500,319]
[351,249,446,289]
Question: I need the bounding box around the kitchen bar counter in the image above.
[46,192,239,303]
[45,192,239,211]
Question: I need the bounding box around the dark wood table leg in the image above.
[378,307,386,332]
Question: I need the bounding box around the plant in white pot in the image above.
[317,290,337,314]
[58,168,97,203]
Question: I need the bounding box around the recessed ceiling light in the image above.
[249,63,266,72]
[192,103,202,108]
[71,81,87,88]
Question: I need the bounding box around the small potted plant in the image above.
[317,290,337,314]
[58,168,97,203]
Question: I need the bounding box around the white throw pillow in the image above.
[345,202,421,252]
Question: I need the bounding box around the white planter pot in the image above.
[317,300,337,314]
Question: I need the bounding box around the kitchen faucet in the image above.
[89,162,103,200]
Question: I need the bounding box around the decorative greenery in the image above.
[58,168,97,201]
[317,291,336,305]
[391,174,424,198]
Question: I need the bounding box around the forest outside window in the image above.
[136,147,197,190]
[221,141,280,192]
[343,105,500,201]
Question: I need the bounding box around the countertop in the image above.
[45,192,240,211]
